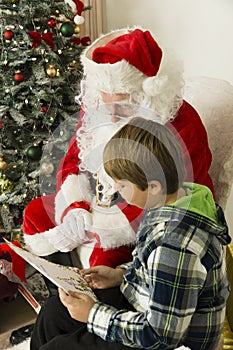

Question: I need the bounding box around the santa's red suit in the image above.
[23,28,214,269]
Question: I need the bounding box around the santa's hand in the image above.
[59,288,94,323]
[24,208,92,256]
[44,208,92,252]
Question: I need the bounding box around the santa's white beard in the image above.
[76,104,164,203]
[77,109,129,174]
[77,121,127,206]
[76,104,163,174]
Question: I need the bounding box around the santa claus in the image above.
[22,27,214,269]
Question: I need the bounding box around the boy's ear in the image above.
[148,180,162,195]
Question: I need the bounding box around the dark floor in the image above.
[0,294,36,350]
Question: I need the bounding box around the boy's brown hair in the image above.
[103,117,186,194]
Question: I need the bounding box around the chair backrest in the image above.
[184,76,233,209]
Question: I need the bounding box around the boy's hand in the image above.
[81,265,124,289]
[59,288,94,323]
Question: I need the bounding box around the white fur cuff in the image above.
[23,233,57,256]
[86,202,136,249]
[55,173,92,224]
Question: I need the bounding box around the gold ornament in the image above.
[74,25,80,34]
[0,176,14,193]
[46,65,57,77]
[0,158,7,170]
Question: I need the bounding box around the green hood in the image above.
[174,182,217,222]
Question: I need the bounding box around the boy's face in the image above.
[113,179,165,209]
[114,179,148,208]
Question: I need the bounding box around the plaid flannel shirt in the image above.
[87,205,230,349]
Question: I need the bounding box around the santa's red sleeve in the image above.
[56,108,84,191]
[168,100,214,195]
[54,108,93,225]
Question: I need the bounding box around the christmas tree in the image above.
[0,0,91,234]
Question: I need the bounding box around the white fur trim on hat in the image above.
[81,27,146,94]
[143,75,168,96]
[55,173,93,225]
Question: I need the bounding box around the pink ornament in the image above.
[41,162,54,175]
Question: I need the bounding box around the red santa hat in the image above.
[81,27,184,122]
[81,28,163,95]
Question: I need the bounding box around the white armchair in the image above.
[184,76,233,210]
[184,75,233,350]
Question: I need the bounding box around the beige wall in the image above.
[104,0,233,236]
[104,0,233,82]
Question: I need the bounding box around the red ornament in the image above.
[41,106,47,113]
[47,18,56,28]
[14,71,24,82]
[4,30,14,40]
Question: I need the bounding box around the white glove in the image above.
[44,208,92,252]
[24,208,93,256]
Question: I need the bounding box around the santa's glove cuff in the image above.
[44,208,93,252]
[23,231,58,256]
[61,201,91,223]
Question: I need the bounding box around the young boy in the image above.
[31,117,230,350]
